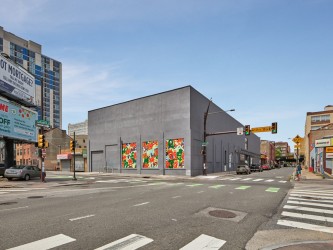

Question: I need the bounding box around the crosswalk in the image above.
[277,185,333,234]
[217,177,288,184]
[7,233,227,250]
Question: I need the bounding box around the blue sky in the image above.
[1,0,333,150]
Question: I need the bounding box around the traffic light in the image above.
[245,125,250,136]
[70,140,75,151]
[38,134,45,148]
[272,122,278,134]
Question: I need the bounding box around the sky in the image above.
[1,0,332,150]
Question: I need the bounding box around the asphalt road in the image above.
[0,168,294,250]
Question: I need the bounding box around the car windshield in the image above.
[9,165,25,169]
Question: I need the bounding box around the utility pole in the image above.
[41,77,45,182]
[202,99,212,176]
[73,132,76,181]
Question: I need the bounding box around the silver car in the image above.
[4,165,41,181]
[236,164,251,175]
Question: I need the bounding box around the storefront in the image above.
[314,138,333,175]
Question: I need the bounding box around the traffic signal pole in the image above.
[73,132,76,181]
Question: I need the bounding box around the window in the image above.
[311,115,330,123]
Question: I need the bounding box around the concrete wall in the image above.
[88,87,192,176]
[88,86,260,176]
[190,88,260,176]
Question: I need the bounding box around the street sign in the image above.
[202,142,208,147]
[36,119,50,128]
[293,135,303,144]
[237,127,244,135]
[251,126,272,133]
[42,149,46,155]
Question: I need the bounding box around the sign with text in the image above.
[326,153,333,159]
[326,147,333,153]
[315,138,332,147]
[0,54,35,105]
[0,97,37,141]
[251,126,272,133]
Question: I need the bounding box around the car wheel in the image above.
[24,174,30,181]
[7,178,12,181]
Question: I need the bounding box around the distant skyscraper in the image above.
[0,26,62,128]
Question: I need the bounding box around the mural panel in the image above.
[165,138,184,169]
[142,141,158,168]
[122,142,137,168]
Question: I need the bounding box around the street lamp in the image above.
[203,99,235,175]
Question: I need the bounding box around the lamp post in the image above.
[202,98,235,175]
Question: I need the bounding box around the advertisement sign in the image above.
[326,147,333,153]
[0,97,37,141]
[315,139,332,148]
[0,54,35,105]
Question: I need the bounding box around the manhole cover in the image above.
[209,210,237,218]
[0,202,18,205]
[27,196,44,199]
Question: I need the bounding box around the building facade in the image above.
[0,26,62,128]
[304,105,333,168]
[68,120,88,136]
[260,140,276,166]
[88,86,260,176]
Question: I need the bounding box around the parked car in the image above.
[261,164,271,170]
[0,163,5,177]
[4,165,41,181]
[236,165,251,175]
[250,164,263,172]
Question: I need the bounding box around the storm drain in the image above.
[196,207,247,222]
[0,202,18,205]
[27,196,44,199]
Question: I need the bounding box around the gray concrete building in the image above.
[88,86,260,176]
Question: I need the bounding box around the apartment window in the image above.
[311,115,330,122]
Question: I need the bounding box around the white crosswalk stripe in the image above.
[7,232,227,250]
[219,177,289,183]
[179,234,226,250]
[7,234,76,250]
[278,185,333,233]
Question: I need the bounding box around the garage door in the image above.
[105,145,119,173]
[61,160,71,172]
[91,151,104,172]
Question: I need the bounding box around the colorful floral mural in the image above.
[165,138,184,168]
[122,143,137,168]
[142,141,158,168]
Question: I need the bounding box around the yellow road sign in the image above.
[293,135,303,144]
[251,126,272,133]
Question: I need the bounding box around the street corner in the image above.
[246,229,333,250]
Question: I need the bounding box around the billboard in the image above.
[0,53,35,106]
[0,96,38,142]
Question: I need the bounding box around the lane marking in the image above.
[277,219,333,234]
[252,179,263,182]
[279,181,287,183]
[172,196,181,199]
[94,234,153,250]
[0,206,29,212]
[197,191,204,194]
[229,178,241,180]
[180,234,226,250]
[284,205,333,215]
[7,234,76,250]
[69,214,95,221]
[266,187,280,193]
[0,192,8,194]
[235,186,251,190]
[282,211,333,223]
[186,184,204,187]
[209,185,225,189]
[265,179,274,182]
[133,202,150,207]
[287,200,333,208]
[242,178,252,181]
